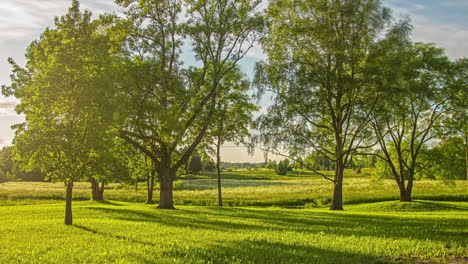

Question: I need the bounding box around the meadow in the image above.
[0,170,467,263]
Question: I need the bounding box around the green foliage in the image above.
[1,1,120,185]
[369,42,454,201]
[115,0,263,207]
[201,158,216,172]
[417,137,465,181]
[255,0,403,209]
[304,152,334,171]
[275,160,288,176]
[189,155,203,175]
[265,160,277,170]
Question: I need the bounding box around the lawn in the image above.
[0,170,467,263]
[0,200,466,263]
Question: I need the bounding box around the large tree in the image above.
[444,58,468,180]
[115,0,262,209]
[255,0,398,210]
[1,1,119,225]
[368,42,453,202]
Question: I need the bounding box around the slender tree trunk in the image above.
[65,181,73,225]
[330,161,344,210]
[157,167,175,209]
[216,141,223,207]
[146,169,155,204]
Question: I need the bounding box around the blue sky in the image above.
[0,0,467,162]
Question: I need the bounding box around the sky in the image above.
[0,0,467,162]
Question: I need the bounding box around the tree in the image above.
[255,0,401,210]
[417,137,465,181]
[368,42,452,202]
[205,67,257,206]
[275,160,287,176]
[1,1,118,225]
[115,0,262,209]
[201,158,216,172]
[88,137,130,201]
[295,157,304,170]
[188,154,203,175]
[124,148,155,202]
[444,58,467,180]
[265,160,277,170]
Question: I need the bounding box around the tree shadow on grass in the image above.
[74,224,157,247]
[162,239,393,264]
[93,200,124,206]
[84,205,467,246]
[414,200,468,211]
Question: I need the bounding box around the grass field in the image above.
[0,169,466,207]
[0,170,467,263]
[0,200,466,263]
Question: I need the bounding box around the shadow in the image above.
[74,225,157,247]
[82,205,467,246]
[162,239,393,264]
[93,200,124,206]
[415,200,468,211]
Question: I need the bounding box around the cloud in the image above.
[412,23,468,60]
[387,3,468,60]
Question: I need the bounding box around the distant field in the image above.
[0,169,466,207]
[0,200,466,263]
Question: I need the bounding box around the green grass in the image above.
[0,200,466,263]
[1,177,466,207]
[186,168,373,180]
[1,170,467,263]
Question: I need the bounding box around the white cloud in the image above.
[388,4,468,60]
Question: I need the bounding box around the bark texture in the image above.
[65,181,73,225]
[157,167,175,209]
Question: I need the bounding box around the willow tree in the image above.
[115,0,262,209]
[255,0,399,210]
[1,1,119,224]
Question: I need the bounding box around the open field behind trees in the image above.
[0,170,466,207]
[0,200,467,264]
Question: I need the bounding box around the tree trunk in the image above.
[90,178,104,200]
[216,142,223,207]
[146,168,156,204]
[330,163,344,210]
[99,180,105,200]
[398,175,413,202]
[65,181,73,225]
[157,168,175,209]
